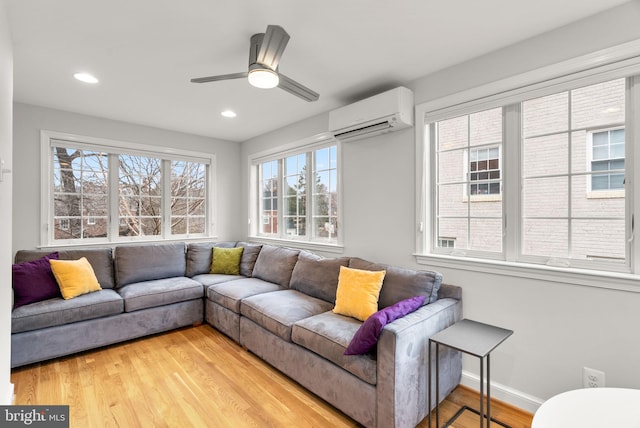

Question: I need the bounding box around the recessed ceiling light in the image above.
[221,110,237,118]
[73,73,99,84]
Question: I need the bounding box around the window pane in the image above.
[437,217,468,250]
[523,177,568,218]
[591,174,609,190]
[170,160,207,236]
[523,134,568,177]
[469,218,502,252]
[312,146,338,243]
[521,78,625,262]
[83,217,107,239]
[189,217,205,234]
[119,155,162,237]
[522,92,568,138]
[438,150,464,184]
[522,219,568,258]
[470,108,502,146]
[572,219,625,261]
[259,160,278,235]
[52,146,108,241]
[437,115,468,151]
[572,79,625,129]
[572,176,624,217]
[434,108,503,254]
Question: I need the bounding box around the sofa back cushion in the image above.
[12,252,61,309]
[348,258,442,308]
[115,243,186,287]
[251,245,300,287]
[15,248,115,289]
[289,251,350,303]
[185,241,236,277]
[236,242,262,277]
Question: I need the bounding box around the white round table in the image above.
[532,388,640,428]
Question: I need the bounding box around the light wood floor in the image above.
[11,324,533,428]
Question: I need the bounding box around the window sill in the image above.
[38,236,220,250]
[248,236,344,254]
[586,190,624,199]
[415,253,640,293]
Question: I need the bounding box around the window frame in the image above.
[414,40,640,291]
[41,130,217,247]
[248,132,343,253]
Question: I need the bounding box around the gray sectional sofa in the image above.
[11,241,462,428]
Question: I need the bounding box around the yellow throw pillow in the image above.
[50,257,102,299]
[333,266,386,321]
[210,247,244,275]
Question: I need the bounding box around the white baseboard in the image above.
[460,370,544,414]
[1,382,15,405]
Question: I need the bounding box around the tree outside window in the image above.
[49,139,211,244]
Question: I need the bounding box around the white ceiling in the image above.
[4,0,631,142]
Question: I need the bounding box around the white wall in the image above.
[0,1,14,405]
[241,1,640,412]
[12,103,243,252]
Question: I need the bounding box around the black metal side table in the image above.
[428,319,513,428]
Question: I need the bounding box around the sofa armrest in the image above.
[438,283,462,300]
[376,297,462,428]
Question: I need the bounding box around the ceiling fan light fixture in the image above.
[248,68,279,89]
[73,72,99,84]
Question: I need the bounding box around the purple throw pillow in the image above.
[12,252,61,309]
[344,295,426,355]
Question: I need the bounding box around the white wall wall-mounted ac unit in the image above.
[328,86,414,142]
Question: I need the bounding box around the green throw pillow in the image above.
[210,247,244,275]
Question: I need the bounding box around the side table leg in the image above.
[480,356,484,428]
[436,343,440,428]
[428,340,432,428]
[487,353,491,428]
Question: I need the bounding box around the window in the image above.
[170,161,207,235]
[438,238,456,248]
[251,135,340,247]
[259,159,279,235]
[43,132,215,245]
[118,154,162,237]
[589,128,625,192]
[521,79,626,262]
[52,146,108,240]
[435,107,503,254]
[422,73,636,275]
[469,146,501,196]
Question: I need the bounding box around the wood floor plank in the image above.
[11,325,532,428]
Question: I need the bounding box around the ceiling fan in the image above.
[191,25,319,102]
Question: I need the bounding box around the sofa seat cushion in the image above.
[292,311,377,385]
[207,278,283,313]
[11,289,123,333]
[192,273,243,287]
[118,277,203,312]
[240,289,333,342]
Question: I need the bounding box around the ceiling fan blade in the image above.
[190,72,248,83]
[278,73,319,102]
[256,25,290,70]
